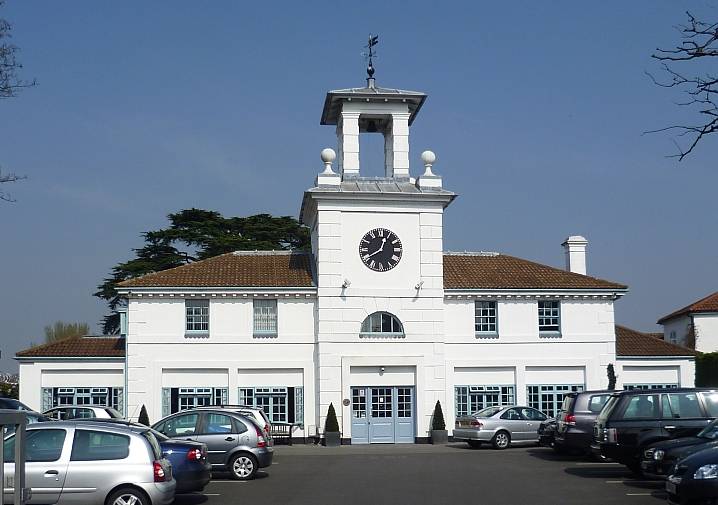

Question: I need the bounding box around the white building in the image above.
[658,291,718,352]
[16,76,698,443]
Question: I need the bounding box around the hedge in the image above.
[696,352,718,387]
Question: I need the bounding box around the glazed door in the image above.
[369,387,394,443]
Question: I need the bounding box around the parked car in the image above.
[554,390,612,455]
[194,405,273,437]
[43,405,124,420]
[538,417,557,448]
[2,420,175,505]
[666,446,718,505]
[2,410,50,436]
[641,419,718,479]
[0,397,32,410]
[153,407,273,480]
[73,419,211,493]
[453,405,549,449]
[591,388,718,473]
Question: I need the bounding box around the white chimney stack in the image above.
[562,235,588,275]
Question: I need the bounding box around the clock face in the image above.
[359,228,402,272]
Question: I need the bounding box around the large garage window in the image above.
[161,387,228,417]
[527,384,583,418]
[238,387,304,425]
[41,387,123,413]
[623,384,678,390]
[360,312,404,338]
[455,385,515,416]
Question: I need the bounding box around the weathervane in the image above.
[362,34,379,87]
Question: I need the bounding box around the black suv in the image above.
[591,388,718,472]
[555,390,612,454]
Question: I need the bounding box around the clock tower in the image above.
[300,72,456,443]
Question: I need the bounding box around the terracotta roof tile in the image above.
[118,251,314,288]
[443,253,627,290]
[658,291,718,324]
[16,336,126,359]
[615,325,698,357]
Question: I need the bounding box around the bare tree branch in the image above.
[647,11,718,160]
[0,168,27,202]
[0,1,34,202]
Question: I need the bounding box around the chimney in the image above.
[562,235,588,275]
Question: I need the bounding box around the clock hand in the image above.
[365,238,387,259]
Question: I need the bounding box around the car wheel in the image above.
[468,440,481,449]
[106,487,149,505]
[230,452,258,480]
[491,431,511,450]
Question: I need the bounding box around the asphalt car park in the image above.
[174,444,670,505]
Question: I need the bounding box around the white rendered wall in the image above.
[126,296,317,433]
[443,297,616,429]
[694,314,718,353]
[663,315,692,347]
[310,197,447,439]
[18,359,125,412]
[616,359,695,388]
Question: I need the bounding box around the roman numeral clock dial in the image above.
[359,228,402,272]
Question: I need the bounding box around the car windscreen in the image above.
[105,408,124,419]
[472,406,504,417]
[560,395,575,414]
[699,419,718,440]
[587,394,611,414]
[142,430,163,460]
[596,396,620,423]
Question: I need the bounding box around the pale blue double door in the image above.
[351,386,415,444]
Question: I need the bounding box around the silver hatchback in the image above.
[3,421,175,505]
[453,405,549,449]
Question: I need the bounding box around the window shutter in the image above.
[294,387,304,426]
[161,388,171,417]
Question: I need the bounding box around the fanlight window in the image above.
[360,312,404,336]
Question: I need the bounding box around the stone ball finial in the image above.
[421,150,436,165]
[321,148,336,163]
[320,148,337,175]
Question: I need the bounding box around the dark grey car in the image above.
[554,390,612,454]
[153,408,273,480]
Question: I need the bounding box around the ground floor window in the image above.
[623,384,678,390]
[455,385,515,416]
[161,387,228,417]
[238,386,303,425]
[527,384,584,418]
[41,387,123,413]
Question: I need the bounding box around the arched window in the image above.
[360,312,404,337]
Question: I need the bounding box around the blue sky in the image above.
[1,1,717,372]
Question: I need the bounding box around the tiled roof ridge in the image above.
[16,334,82,356]
[657,291,718,324]
[444,251,500,257]
[231,250,307,256]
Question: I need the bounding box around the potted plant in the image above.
[430,400,448,444]
[323,402,341,447]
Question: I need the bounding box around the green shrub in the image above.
[324,403,339,433]
[138,405,150,426]
[431,400,446,431]
[696,352,718,387]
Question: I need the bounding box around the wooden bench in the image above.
[270,422,296,445]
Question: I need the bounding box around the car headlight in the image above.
[654,450,665,461]
[694,464,718,480]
